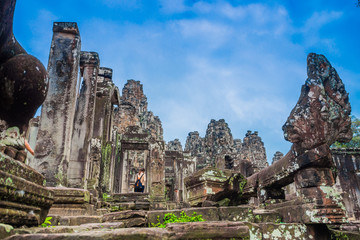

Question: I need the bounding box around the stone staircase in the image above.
[2,206,360,239]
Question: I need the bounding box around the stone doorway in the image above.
[113,142,150,193]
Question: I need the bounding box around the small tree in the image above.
[333,116,360,148]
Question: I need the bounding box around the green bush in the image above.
[151,211,204,228]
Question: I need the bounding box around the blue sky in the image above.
[13,0,360,163]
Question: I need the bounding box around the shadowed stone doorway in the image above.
[113,142,150,193]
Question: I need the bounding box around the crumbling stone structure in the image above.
[240,131,268,172]
[0,0,53,227]
[21,21,166,213]
[31,22,81,187]
[332,148,360,220]
[2,7,360,236]
[184,119,267,176]
[69,52,100,189]
[271,151,284,164]
[165,139,196,204]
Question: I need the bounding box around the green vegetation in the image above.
[333,116,360,148]
[110,205,124,212]
[40,217,52,227]
[151,211,204,228]
[102,193,110,201]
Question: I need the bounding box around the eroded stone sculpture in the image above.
[243,53,352,224]
[0,0,48,158]
[0,0,53,227]
[282,53,352,153]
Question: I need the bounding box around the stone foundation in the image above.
[0,152,54,226]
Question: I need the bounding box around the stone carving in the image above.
[271,151,283,164]
[166,139,183,151]
[184,120,267,173]
[120,79,148,115]
[240,130,268,171]
[184,131,204,156]
[141,111,163,141]
[243,53,352,224]
[0,0,54,227]
[0,0,48,132]
[0,0,48,157]
[283,53,352,153]
[204,119,234,158]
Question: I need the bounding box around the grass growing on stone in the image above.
[40,217,52,227]
[151,211,204,228]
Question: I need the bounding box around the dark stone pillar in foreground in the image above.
[33,22,81,187]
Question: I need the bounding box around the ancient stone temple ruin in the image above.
[183,119,268,175]
[26,21,167,210]
[1,1,360,239]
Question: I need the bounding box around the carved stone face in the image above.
[282,53,352,150]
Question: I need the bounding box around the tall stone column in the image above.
[68,51,99,188]
[149,140,166,208]
[32,22,81,187]
[91,67,120,194]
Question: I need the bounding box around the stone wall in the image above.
[332,148,360,220]
[164,149,196,202]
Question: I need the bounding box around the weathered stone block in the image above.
[0,153,54,226]
[185,167,231,206]
[58,216,102,226]
[218,206,254,222]
[112,192,149,202]
[166,221,249,239]
[7,228,171,240]
[102,210,146,222]
[47,187,95,216]
[294,168,335,188]
[0,223,14,239]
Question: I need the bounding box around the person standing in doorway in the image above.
[134,168,146,192]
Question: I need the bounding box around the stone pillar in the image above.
[92,67,113,140]
[91,67,120,194]
[33,22,81,187]
[68,51,99,188]
[149,141,166,208]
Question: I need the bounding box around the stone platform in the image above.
[110,193,150,210]
[0,152,54,226]
[184,167,232,206]
[47,187,96,216]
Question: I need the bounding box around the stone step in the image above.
[103,210,147,227]
[14,222,125,235]
[8,220,360,239]
[112,193,150,203]
[8,228,170,240]
[253,209,282,223]
[49,215,102,226]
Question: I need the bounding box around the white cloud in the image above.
[30,1,355,163]
[300,11,343,51]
